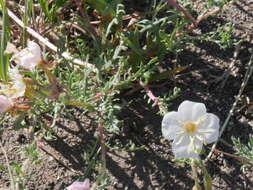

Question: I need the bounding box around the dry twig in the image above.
[205,51,253,162]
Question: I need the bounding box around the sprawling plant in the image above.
[1,0,251,189]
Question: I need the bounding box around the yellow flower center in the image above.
[182,122,197,134]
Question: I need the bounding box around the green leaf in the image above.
[22,0,33,46]
[146,65,189,84]
[0,0,10,82]
[39,0,49,15]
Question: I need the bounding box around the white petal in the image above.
[162,111,182,140]
[0,95,13,112]
[178,100,206,122]
[198,113,220,143]
[172,135,202,159]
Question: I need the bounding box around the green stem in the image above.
[191,160,201,190]
[199,160,212,190]
[98,119,106,176]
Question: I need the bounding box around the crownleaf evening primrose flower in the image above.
[162,100,220,159]
[67,178,90,190]
[12,41,42,71]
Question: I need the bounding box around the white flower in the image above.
[162,100,220,159]
[0,95,13,112]
[0,67,26,99]
[67,179,90,190]
[12,41,42,71]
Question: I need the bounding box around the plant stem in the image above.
[98,119,106,176]
[191,161,201,189]
[0,141,15,190]
[176,0,239,37]
[164,0,196,24]
[73,0,98,37]
[140,82,168,115]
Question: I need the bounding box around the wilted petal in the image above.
[67,179,90,190]
[4,42,18,54]
[12,80,26,98]
[172,135,202,159]
[178,100,206,122]
[12,41,42,71]
[5,67,26,98]
[27,41,41,58]
[199,113,220,143]
[0,95,13,112]
[162,111,181,140]
[9,67,23,81]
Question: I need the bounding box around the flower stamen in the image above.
[182,122,197,134]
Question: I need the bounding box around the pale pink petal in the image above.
[67,179,90,190]
[27,41,41,58]
[12,41,42,71]
[0,95,13,112]
[83,179,90,189]
[4,42,18,54]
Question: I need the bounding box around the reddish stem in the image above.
[13,104,30,110]
[142,85,161,106]
[176,7,220,37]
[73,0,98,37]
[164,0,196,24]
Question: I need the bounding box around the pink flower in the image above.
[67,179,90,190]
[0,95,13,112]
[12,41,42,71]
